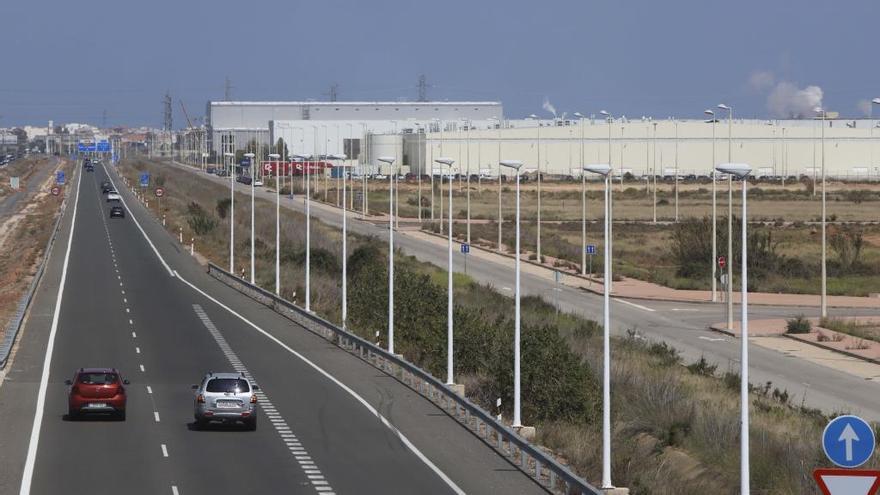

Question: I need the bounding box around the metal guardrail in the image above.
[0,160,72,369]
[207,262,600,494]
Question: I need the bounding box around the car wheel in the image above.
[245,417,257,431]
[67,407,78,420]
[194,418,208,430]
[117,410,126,421]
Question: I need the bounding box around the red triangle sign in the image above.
[814,468,880,495]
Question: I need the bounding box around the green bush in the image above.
[215,198,231,219]
[786,315,812,334]
[186,201,217,235]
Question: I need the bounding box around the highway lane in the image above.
[0,161,548,494]
[168,161,880,419]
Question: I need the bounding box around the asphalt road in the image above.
[0,162,547,494]
[170,161,880,421]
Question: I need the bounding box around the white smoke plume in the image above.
[542,97,557,118]
[748,71,824,118]
[767,82,823,118]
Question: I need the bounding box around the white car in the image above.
[374,174,388,180]
[106,193,121,202]
[253,180,264,187]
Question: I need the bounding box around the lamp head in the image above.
[499,160,523,170]
[717,103,730,111]
[873,98,880,105]
[223,152,234,157]
[715,162,752,178]
[243,153,255,158]
[329,153,347,160]
[434,157,455,166]
[704,109,715,116]
[583,163,612,176]
[293,153,311,161]
[268,153,280,159]
[377,156,395,165]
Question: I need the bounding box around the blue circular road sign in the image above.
[822,415,876,468]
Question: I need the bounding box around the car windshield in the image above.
[78,373,118,385]
[205,378,249,393]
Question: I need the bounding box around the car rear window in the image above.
[205,378,250,393]
[78,373,118,384]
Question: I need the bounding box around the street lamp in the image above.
[529,114,543,262]
[329,153,349,328]
[223,151,235,273]
[244,152,256,284]
[814,106,828,318]
[715,162,752,495]
[574,112,588,276]
[717,103,734,330]
[583,162,614,491]
[871,99,880,180]
[488,116,503,253]
[436,157,456,386]
[268,152,281,295]
[499,159,524,428]
[378,156,396,353]
[705,109,718,303]
[294,153,313,312]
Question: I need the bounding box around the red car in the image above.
[65,368,129,420]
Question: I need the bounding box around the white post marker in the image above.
[244,152,256,284]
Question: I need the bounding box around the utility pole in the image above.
[163,92,173,161]
[417,75,428,102]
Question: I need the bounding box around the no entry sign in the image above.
[718,256,726,269]
[155,187,165,198]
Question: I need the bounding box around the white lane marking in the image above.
[171,487,179,495]
[161,444,168,457]
[126,308,130,313]
[181,283,465,495]
[614,298,656,312]
[670,308,700,312]
[192,304,334,495]
[132,331,137,338]
[19,162,82,495]
[699,336,727,342]
[123,298,127,303]
[100,162,174,277]
[129,319,133,325]
[502,287,511,291]
[135,347,140,354]
[154,411,161,422]
[139,364,145,372]
[146,386,153,394]
[121,290,125,295]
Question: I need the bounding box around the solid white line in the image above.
[175,271,466,495]
[154,411,161,422]
[614,298,656,312]
[100,162,174,277]
[19,163,82,495]
[161,444,168,457]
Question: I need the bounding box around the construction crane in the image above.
[179,100,195,129]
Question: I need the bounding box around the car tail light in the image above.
[250,394,257,404]
[197,394,205,404]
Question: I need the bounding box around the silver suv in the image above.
[192,372,258,430]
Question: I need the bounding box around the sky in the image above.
[1,0,878,128]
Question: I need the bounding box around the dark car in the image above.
[66,368,129,420]
[216,169,229,177]
[102,185,114,194]
[206,166,217,174]
[109,206,125,218]
[85,164,94,172]
[236,175,252,185]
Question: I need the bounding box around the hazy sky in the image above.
[1,0,878,127]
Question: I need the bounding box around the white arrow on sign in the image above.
[840,423,860,462]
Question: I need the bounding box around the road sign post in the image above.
[585,244,596,286]
[155,187,165,214]
[460,243,470,274]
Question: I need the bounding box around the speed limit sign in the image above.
[51,186,61,196]
[718,256,726,269]
[155,187,165,198]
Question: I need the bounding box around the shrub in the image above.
[216,198,231,219]
[786,315,812,334]
[186,201,217,235]
[829,226,864,273]
[687,356,718,376]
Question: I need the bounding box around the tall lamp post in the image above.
[378,156,397,353]
[528,114,543,261]
[435,157,457,386]
[599,111,614,292]
[715,162,753,495]
[584,162,614,491]
[224,151,235,273]
[268,152,281,295]
[871,99,880,179]
[574,112,588,276]
[488,117,503,253]
[329,154,349,328]
[717,103,734,329]
[499,159,524,428]
[244,152,256,284]
[814,106,829,318]
[294,153,313,312]
[705,109,718,302]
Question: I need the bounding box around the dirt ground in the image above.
[0,158,70,343]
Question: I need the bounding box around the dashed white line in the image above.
[171,486,179,495]
[146,386,153,394]
[131,331,137,338]
[614,298,656,312]
[154,411,161,422]
[161,444,168,457]
[135,347,140,354]
[129,319,133,325]
[139,364,145,372]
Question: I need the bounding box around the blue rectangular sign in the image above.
[139,172,150,187]
[585,244,596,255]
[56,171,65,185]
[460,243,470,254]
